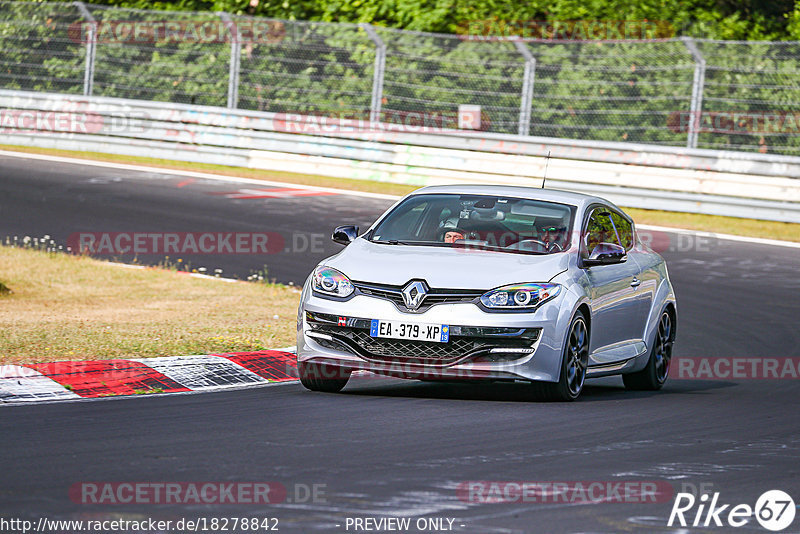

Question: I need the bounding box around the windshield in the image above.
[369,194,575,254]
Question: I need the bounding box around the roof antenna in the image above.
[541,150,551,189]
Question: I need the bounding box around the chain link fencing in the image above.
[522,40,696,146]
[696,40,800,154]
[231,18,375,115]
[375,28,525,134]
[85,4,229,106]
[1,1,800,155]
[0,1,87,95]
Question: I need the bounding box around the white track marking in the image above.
[637,223,800,249]
[0,378,300,408]
[131,355,268,390]
[0,365,79,403]
[0,351,300,406]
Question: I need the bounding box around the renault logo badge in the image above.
[402,280,429,310]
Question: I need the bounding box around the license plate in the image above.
[370,319,449,343]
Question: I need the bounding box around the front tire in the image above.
[623,310,674,391]
[533,311,589,401]
[298,361,351,393]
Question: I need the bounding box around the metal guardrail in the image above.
[1,89,799,223]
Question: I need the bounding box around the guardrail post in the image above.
[513,40,536,137]
[219,12,241,109]
[74,2,96,97]
[681,37,706,149]
[361,23,386,125]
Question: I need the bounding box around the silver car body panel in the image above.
[297,185,676,384]
[325,238,572,290]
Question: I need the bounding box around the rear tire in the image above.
[623,310,674,391]
[533,311,589,401]
[298,361,351,393]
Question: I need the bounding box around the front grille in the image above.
[354,285,404,307]
[347,330,476,364]
[311,324,537,366]
[352,281,483,312]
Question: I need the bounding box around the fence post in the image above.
[218,12,240,109]
[73,2,96,97]
[360,23,385,125]
[681,37,706,149]
[513,40,536,137]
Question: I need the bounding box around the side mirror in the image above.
[584,242,626,266]
[332,225,359,246]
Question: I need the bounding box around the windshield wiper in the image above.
[450,242,548,255]
[372,239,421,246]
[372,239,457,248]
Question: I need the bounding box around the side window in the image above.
[583,207,633,255]
[609,211,634,251]
[583,209,608,256]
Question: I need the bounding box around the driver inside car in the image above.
[540,225,566,251]
[437,215,466,244]
[443,229,465,243]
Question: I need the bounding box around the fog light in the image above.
[472,347,536,363]
[488,347,536,354]
[306,331,333,341]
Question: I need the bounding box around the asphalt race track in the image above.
[1,153,800,533]
[0,154,392,283]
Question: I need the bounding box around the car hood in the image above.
[323,238,571,290]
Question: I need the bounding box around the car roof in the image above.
[409,184,616,212]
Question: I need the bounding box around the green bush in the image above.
[1,1,799,154]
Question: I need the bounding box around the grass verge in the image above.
[0,245,299,365]
[2,144,798,243]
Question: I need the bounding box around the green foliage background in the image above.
[1,0,799,155]
[91,0,800,40]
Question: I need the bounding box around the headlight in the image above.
[480,283,561,311]
[312,266,354,298]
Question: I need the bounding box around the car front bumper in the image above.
[297,291,572,383]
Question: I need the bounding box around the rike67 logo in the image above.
[668,490,796,531]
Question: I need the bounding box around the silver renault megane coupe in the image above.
[296,185,676,401]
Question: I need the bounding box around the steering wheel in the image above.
[546,241,563,252]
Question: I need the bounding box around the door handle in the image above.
[630,277,641,288]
